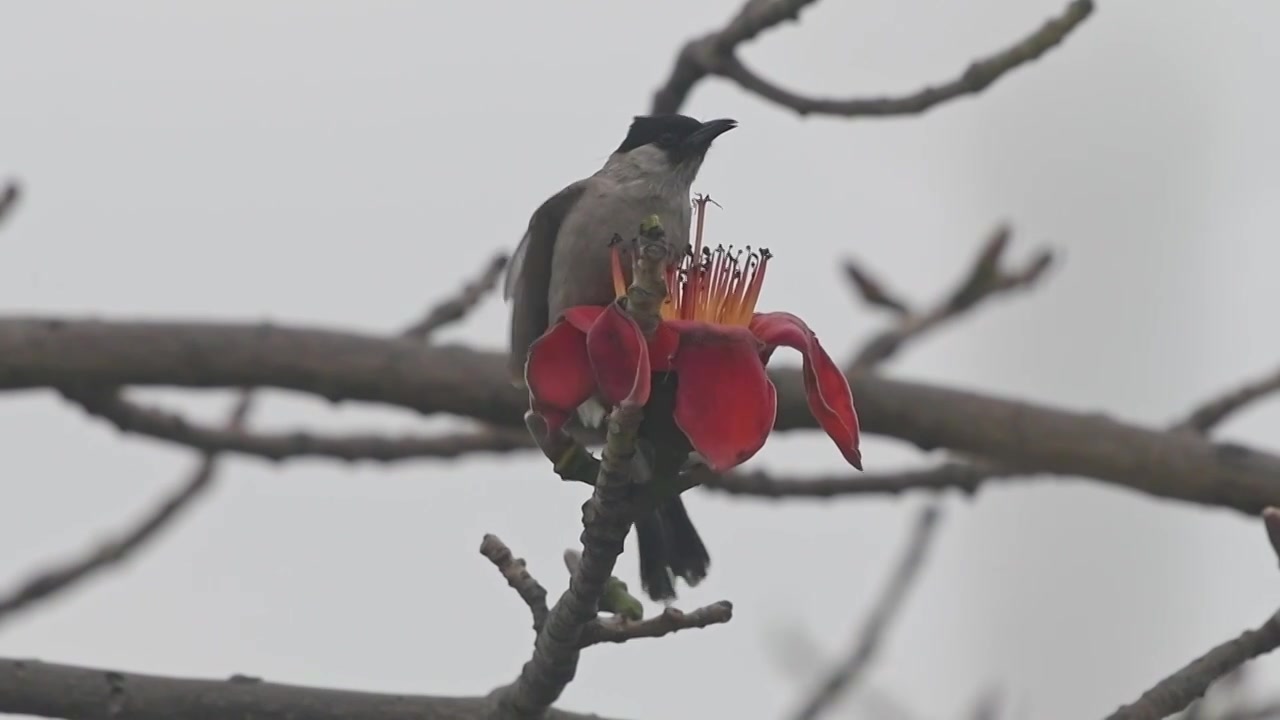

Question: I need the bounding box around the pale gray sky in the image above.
[2,2,1279,718]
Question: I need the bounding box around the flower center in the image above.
[610,196,770,327]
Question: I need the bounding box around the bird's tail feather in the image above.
[636,495,710,602]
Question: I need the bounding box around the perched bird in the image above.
[504,113,737,601]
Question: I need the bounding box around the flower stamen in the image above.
[608,197,771,326]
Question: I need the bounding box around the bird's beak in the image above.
[684,118,738,150]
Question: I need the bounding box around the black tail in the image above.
[635,495,710,602]
[632,371,710,602]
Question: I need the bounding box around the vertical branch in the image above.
[495,218,672,718]
[0,391,253,626]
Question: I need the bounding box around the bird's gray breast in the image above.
[546,178,691,322]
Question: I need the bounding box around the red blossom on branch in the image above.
[526,198,861,472]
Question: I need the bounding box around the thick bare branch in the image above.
[402,252,509,341]
[5,317,1280,516]
[0,658,616,720]
[1104,609,1280,720]
[1176,366,1280,434]
[852,226,1053,371]
[653,0,1093,118]
[64,386,535,462]
[790,504,942,720]
[1223,700,1280,720]
[0,393,251,627]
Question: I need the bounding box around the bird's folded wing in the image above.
[504,179,589,386]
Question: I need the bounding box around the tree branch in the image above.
[0,181,20,231]
[4,317,1280,516]
[653,0,822,114]
[493,220,684,718]
[402,252,509,341]
[850,225,1053,371]
[582,602,734,646]
[1223,700,1280,720]
[61,251,519,463]
[482,535,732,651]
[699,461,999,498]
[63,386,535,462]
[0,393,251,627]
[1104,609,1280,720]
[0,658,619,720]
[842,260,912,316]
[481,534,550,633]
[1176,365,1280,434]
[1104,511,1280,720]
[652,0,1093,117]
[789,504,942,720]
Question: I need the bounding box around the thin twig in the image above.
[1107,513,1280,720]
[843,260,912,316]
[851,226,1053,371]
[652,0,822,114]
[790,504,943,720]
[64,387,534,462]
[652,0,1093,117]
[1176,366,1280,433]
[480,534,550,633]
[0,391,252,627]
[582,602,734,646]
[700,461,1000,498]
[562,549,643,621]
[4,251,510,625]
[1263,507,1280,568]
[402,252,508,341]
[0,182,20,231]
[1104,610,1280,720]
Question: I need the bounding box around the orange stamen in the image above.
[608,198,770,327]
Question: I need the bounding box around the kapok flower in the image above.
[524,200,861,472]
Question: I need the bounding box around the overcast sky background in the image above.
[2,2,1279,718]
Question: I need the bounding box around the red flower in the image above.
[524,201,861,473]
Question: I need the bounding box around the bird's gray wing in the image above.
[505,179,588,386]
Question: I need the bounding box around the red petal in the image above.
[750,312,862,469]
[562,305,606,332]
[647,322,681,372]
[525,320,594,435]
[668,320,776,471]
[586,302,651,407]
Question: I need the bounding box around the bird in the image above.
[503,113,737,602]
